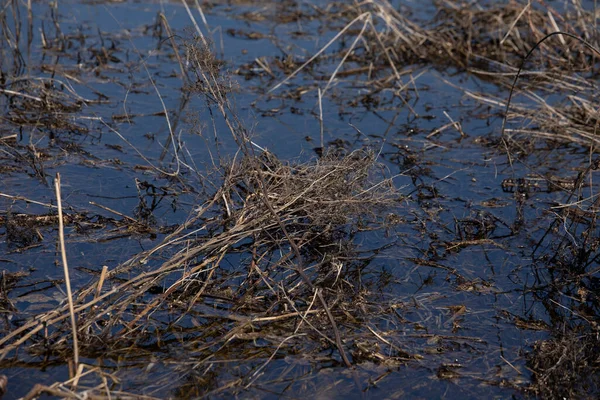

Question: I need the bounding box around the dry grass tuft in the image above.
[0,134,404,397]
[527,331,600,398]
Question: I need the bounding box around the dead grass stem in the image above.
[54,172,79,369]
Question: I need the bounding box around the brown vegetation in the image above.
[2,0,600,398]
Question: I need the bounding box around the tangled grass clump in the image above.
[0,145,405,396]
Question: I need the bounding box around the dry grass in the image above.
[230,1,600,397]
[0,15,406,396]
[259,0,600,148]
[3,0,600,397]
[0,146,403,397]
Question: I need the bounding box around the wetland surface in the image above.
[1,0,600,398]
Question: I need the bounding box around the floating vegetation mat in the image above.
[1,146,405,397]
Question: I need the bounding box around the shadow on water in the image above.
[1,0,600,398]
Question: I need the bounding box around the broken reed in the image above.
[54,173,79,370]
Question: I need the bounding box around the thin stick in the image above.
[500,0,530,45]
[0,192,56,208]
[318,88,324,150]
[181,0,207,46]
[54,173,79,368]
[269,12,370,93]
[245,334,306,388]
[95,265,109,300]
[321,15,371,97]
[88,201,136,222]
